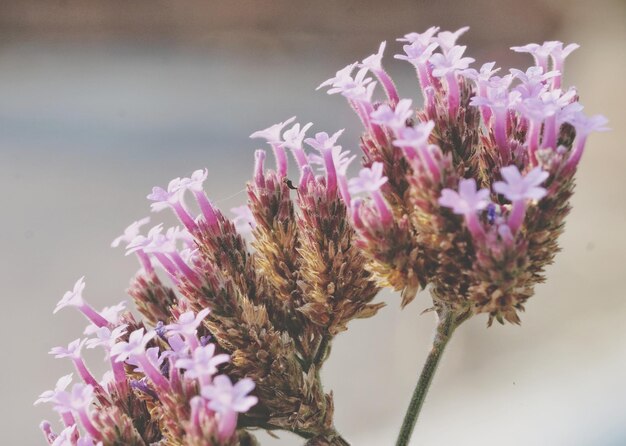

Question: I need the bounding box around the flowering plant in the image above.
[37,26,606,445]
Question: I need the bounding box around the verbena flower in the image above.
[39,26,606,445]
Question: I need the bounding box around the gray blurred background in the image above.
[2,0,624,444]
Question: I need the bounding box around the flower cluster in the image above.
[39,278,257,445]
[318,27,607,323]
[38,26,606,446]
[39,134,381,443]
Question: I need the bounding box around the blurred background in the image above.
[2,0,624,444]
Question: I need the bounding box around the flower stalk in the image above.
[396,308,470,446]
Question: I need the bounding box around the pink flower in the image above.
[85,325,128,351]
[436,26,470,53]
[35,374,73,406]
[54,277,86,314]
[250,117,296,177]
[202,375,258,413]
[305,130,346,194]
[111,217,150,248]
[395,41,439,67]
[110,328,155,362]
[231,205,256,235]
[282,121,313,169]
[53,383,100,439]
[396,26,440,46]
[460,62,500,84]
[175,343,229,385]
[359,41,386,72]
[511,41,560,72]
[201,375,258,440]
[370,99,414,131]
[50,339,87,359]
[360,41,400,105]
[348,163,392,225]
[111,328,169,391]
[439,179,490,215]
[493,166,549,202]
[165,309,210,341]
[147,177,198,232]
[392,121,435,151]
[430,45,475,78]
[348,162,388,195]
[565,111,609,169]
[439,179,490,237]
[249,117,296,144]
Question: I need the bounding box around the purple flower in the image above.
[370,99,413,130]
[111,217,150,248]
[231,205,256,235]
[348,162,388,195]
[439,179,490,216]
[201,375,258,414]
[397,26,440,45]
[395,41,439,67]
[493,166,549,202]
[54,277,86,314]
[250,117,296,178]
[85,325,128,351]
[392,121,435,151]
[511,41,560,72]
[200,375,258,440]
[305,130,344,154]
[436,26,470,53]
[83,301,126,335]
[359,41,386,72]
[147,177,198,232]
[182,169,208,192]
[249,116,296,144]
[35,374,73,406]
[360,41,400,105]
[126,346,164,375]
[317,64,371,96]
[147,178,185,212]
[110,328,155,362]
[549,42,579,88]
[460,62,500,84]
[175,343,230,385]
[565,111,609,137]
[564,111,609,169]
[430,45,475,78]
[282,121,313,168]
[50,339,87,359]
[165,308,210,341]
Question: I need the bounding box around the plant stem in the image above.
[395,308,467,446]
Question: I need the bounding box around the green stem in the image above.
[395,309,467,446]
